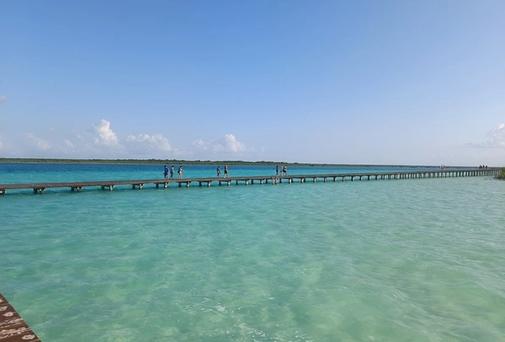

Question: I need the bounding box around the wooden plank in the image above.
[0,294,40,342]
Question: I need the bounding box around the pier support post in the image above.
[0,189,5,195]
[33,187,45,194]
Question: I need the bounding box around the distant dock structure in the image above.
[0,168,500,196]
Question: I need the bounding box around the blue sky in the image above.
[1,0,504,165]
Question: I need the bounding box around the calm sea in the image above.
[1,163,504,341]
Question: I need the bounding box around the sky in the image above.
[1,0,504,165]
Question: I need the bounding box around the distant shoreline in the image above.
[0,157,469,168]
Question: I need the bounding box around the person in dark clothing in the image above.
[163,165,169,178]
[217,166,221,177]
[170,165,174,178]
[224,165,229,177]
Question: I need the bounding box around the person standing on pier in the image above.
[224,165,229,177]
[178,165,183,178]
[276,165,279,176]
[282,165,288,175]
[170,165,174,178]
[216,166,221,177]
[163,165,169,179]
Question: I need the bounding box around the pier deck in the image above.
[0,294,40,342]
[0,168,500,195]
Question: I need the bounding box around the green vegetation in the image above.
[497,168,505,180]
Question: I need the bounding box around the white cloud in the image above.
[26,133,51,151]
[192,138,209,151]
[488,123,505,148]
[224,134,245,152]
[470,123,505,149]
[466,123,505,150]
[0,95,7,104]
[193,133,245,154]
[64,139,75,149]
[126,133,173,152]
[5,119,247,160]
[94,119,119,146]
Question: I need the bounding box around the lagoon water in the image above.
[1,163,504,341]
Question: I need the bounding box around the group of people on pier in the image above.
[164,165,184,179]
[163,164,231,179]
[216,165,229,177]
[276,164,288,176]
[163,164,290,179]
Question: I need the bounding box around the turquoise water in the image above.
[1,164,505,341]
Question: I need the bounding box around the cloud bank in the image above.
[0,119,247,160]
[192,134,246,154]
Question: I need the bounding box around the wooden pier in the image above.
[0,168,500,196]
[0,294,40,342]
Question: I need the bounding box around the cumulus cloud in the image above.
[0,95,7,104]
[487,123,505,148]
[126,133,173,152]
[193,133,245,153]
[94,119,119,146]
[126,133,175,156]
[470,123,505,149]
[223,134,245,152]
[26,133,51,151]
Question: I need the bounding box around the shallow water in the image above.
[1,164,504,341]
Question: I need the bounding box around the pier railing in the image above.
[0,168,500,195]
